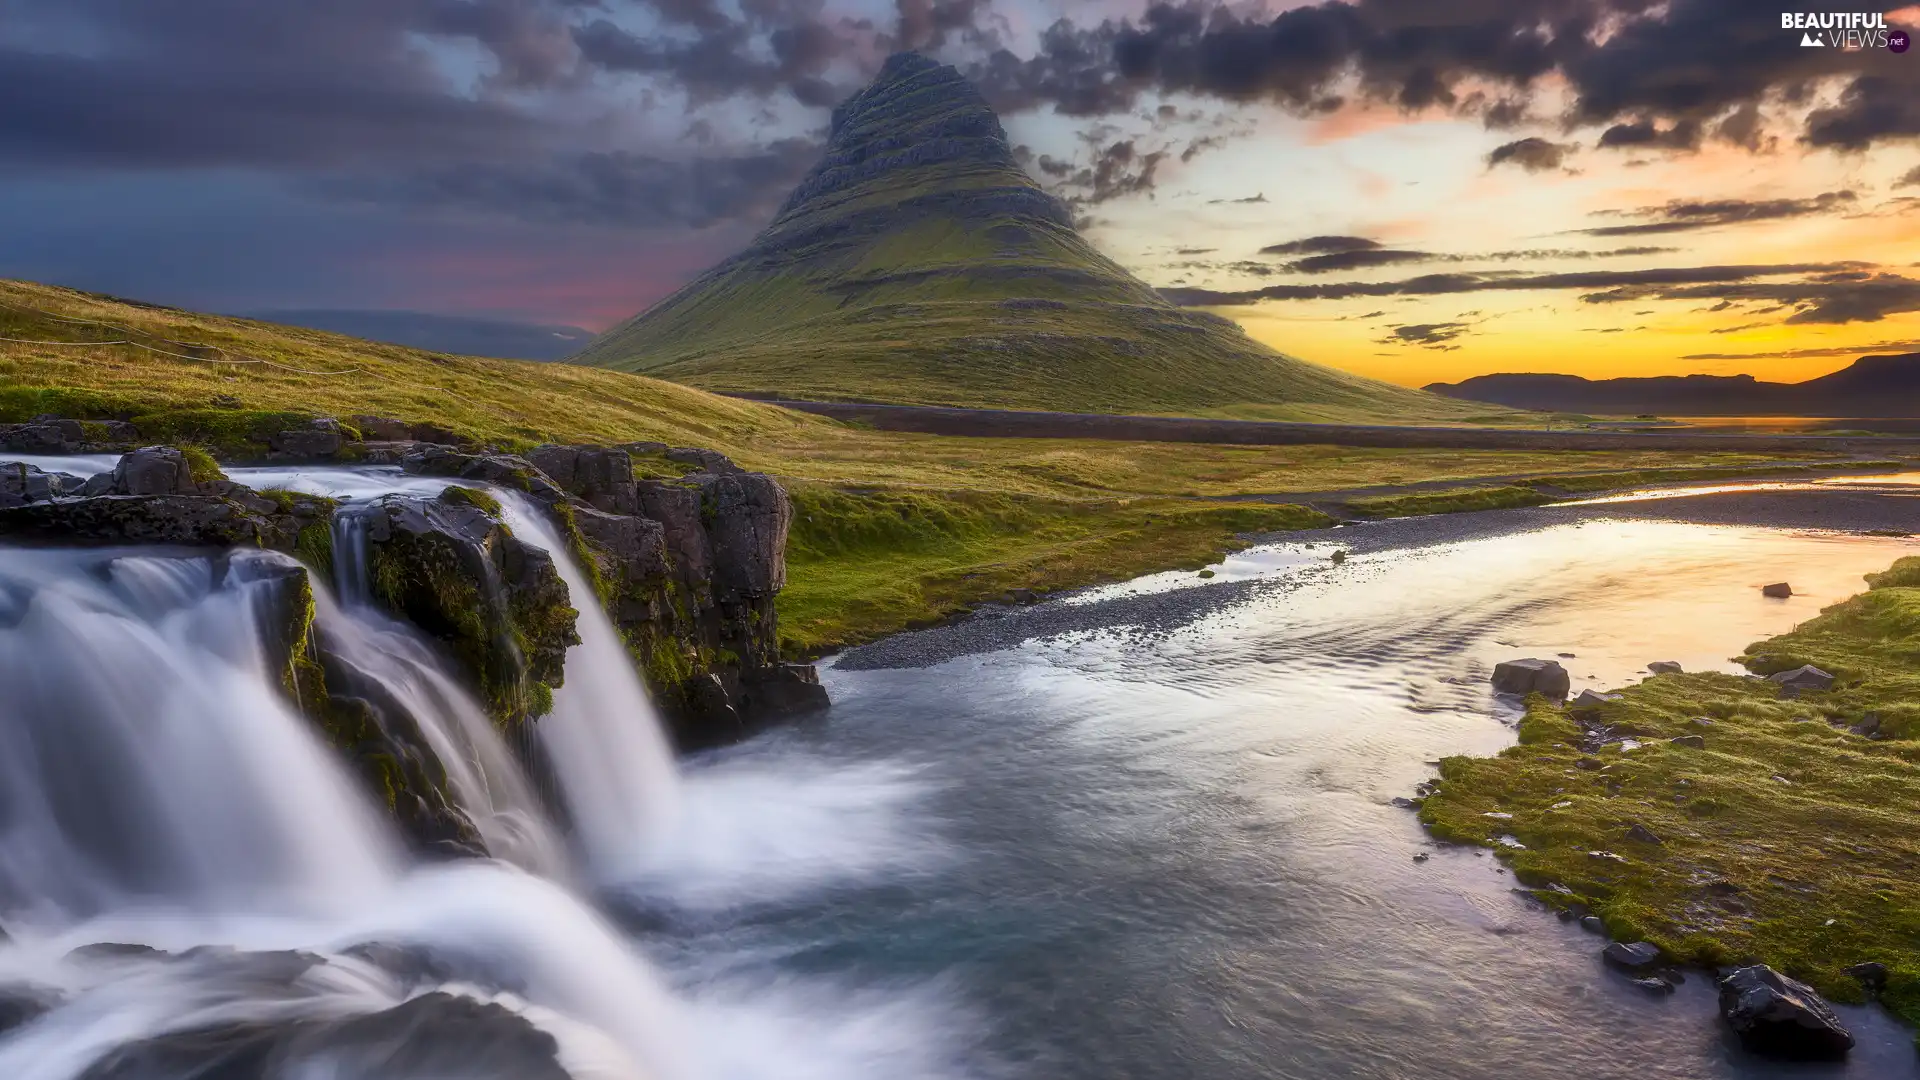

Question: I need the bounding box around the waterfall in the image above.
[494,493,683,878]
[321,506,569,877]
[0,548,400,923]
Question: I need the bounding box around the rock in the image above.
[1330,549,1346,564]
[526,444,640,515]
[357,491,579,726]
[0,419,84,453]
[0,492,298,548]
[1718,965,1854,1060]
[1632,976,1677,996]
[1412,852,1429,863]
[0,461,86,508]
[0,982,61,1035]
[1647,661,1684,674]
[399,446,569,505]
[1769,665,1834,694]
[112,447,199,496]
[65,942,168,963]
[349,415,412,441]
[665,446,742,474]
[1569,689,1623,714]
[1844,962,1888,993]
[739,663,831,719]
[1851,713,1882,737]
[1761,582,1794,598]
[1580,915,1605,934]
[1669,734,1707,749]
[1588,850,1628,864]
[1574,757,1605,771]
[1491,657,1571,700]
[691,471,792,599]
[1391,797,1416,809]
[1626,823,1664,845]
[1602,941,1663,972]
[268,418,349,459]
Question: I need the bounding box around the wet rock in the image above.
[1626,823,1664,845]
[1491,657,1571,700]
[1412,852,1429,863]
[1580,915,1605,934]
[1718,965,1853,1060]
[1391,797,1417,809]
[739,663,832,719]
[1770,665,1834,694]
[268,417,349,459]
[113,447,199,496]
[692,471,792,599]
[65,943,169,963]
[1669,734,1707,749]
[399,446,568,505]
[358,490,579,726]
[0,982,62,1034]
[1632,976,1677,996]
[0,461,85,507]
[1602,941,1663,972]
[1647,661,1684,675]
[0,418,85,453]
[0,492,297,548]
[1761,582,1794,598]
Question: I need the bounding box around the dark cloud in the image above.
[1044,140,1168,205]
[1681,338,1920,361]
[1208,193,1268,204]
[1260,236,1379,256]
[1578,191,1857,236]
[1158,261,1862,306]
[1898,165,1920,190]
[1583,271,1920,324]
[1487,137,1574,172]
[1385,321,1470,347]
[1284,249,1435,274]
[968,0,1919,151]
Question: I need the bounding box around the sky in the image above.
[2,0,1919,388]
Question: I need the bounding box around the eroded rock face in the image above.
[406,443,822,748]
[0,461,85,508]
[357,489,578,728]
[1718,965,1854,1060]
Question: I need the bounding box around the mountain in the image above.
[246,310,594,361]
[572,53,1486,422]
[1425,353,1920,416]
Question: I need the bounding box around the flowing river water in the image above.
[1,463,1917,1078]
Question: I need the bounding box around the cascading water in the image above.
[0,547,400,923]
[493,493,682,878]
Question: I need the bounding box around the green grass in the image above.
[778,487,1330,653]
[1420,556,1920,1025]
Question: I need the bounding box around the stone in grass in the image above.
[1770,665,1835,694]
[1626,823,1664,846]
[1718,965,1853,1060]
[1491,658,1570,700]
[1602,941,1663,972]
[1669,735,1707,749]
[1646,660,1684,674]
[1761,582,1794,598]
[1570,689,1623,714]
[1844,962,1888,994]
[1589,850,1628,864]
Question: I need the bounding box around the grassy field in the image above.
[1420,557,1920,1025]
[2,277,1885,653]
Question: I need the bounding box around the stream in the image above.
[1,463,1916,1078]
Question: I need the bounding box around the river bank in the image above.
[1420,552,1920,1035]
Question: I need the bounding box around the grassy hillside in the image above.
[573,54,1490,423]
[2,278,1855,652]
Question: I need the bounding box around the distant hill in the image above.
[1426,353,1920,417]
[246,309,593,361]
[572,53,1487,423]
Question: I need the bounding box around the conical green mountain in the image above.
[573,53,1482,421]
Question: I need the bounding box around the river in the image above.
[2,466,1917,1078]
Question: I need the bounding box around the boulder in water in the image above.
[1717,964,1853,1060]
[1762,582,1794,598]
[0,461,85,507]
[0,982,62,1035]
[111,446,202,496]
[267,417,350,459]
[1490,658,1570,700]
[1647,661,1684,674]
[1602,941,1663,972]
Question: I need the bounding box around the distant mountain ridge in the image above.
[247,310,593,361]
[571,53,1487,422]
[1426,353,1920,417]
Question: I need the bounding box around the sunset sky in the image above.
[2,0,1918,387]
